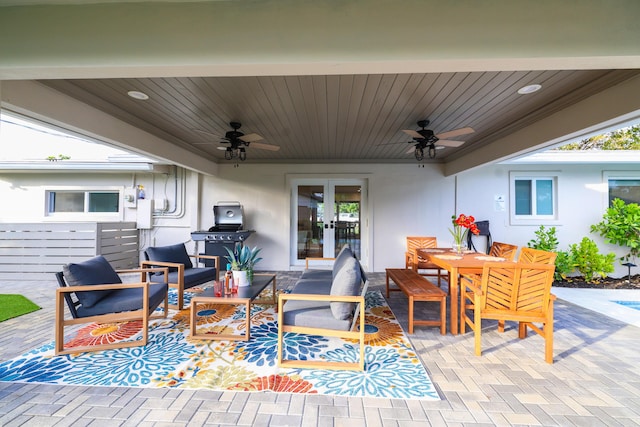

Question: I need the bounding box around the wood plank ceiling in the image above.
[41,69,639,164]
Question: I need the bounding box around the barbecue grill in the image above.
[191,202,255,265]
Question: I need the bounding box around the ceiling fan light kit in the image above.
[201,121,280,161]
[400,119,474,160]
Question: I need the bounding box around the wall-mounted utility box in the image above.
[124,188,137,208]
[154,198,168,211]
[136,199,153,229]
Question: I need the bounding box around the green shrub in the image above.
[527,225,559,252]
[591,198,640,262]
[567,237,616,282]
[554,250,573,281]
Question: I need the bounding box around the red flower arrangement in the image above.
[450,214,480,248]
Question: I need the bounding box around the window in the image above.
[510,172,557,223]
[608,178,640,206]
[46,189,121,217]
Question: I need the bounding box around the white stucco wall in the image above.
[1,160,637,277]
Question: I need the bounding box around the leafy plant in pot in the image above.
[224,244,263,287]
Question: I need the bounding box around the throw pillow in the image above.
[329,256,362,320]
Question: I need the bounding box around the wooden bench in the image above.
[385,268,447,334]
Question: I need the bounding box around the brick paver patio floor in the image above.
[1,271,639,426]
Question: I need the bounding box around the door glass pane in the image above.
[514,180,532,215]
[297,185,324,260]
[535,179,553,215]
[88,192,119,212]
[334,185,361,258]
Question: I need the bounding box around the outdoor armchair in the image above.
[141,243,219,310]
[277,254,369,371]
[55,255,169,355]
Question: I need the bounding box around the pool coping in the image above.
[552,286,640,328]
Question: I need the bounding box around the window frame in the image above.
[45,187,123,220]
[509,171,559,225]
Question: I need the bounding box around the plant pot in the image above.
[232,270,251,287]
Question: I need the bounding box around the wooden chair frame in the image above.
[55,267,169,356]
[277,282,368,371]
[140,253,219,310]
[460,262,556,363]
[518,247,558,264]
[405,236,448,287]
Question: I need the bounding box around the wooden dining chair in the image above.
[518,247,557,264]
[489,242,518,261]
[460,261,557,363]
[405,236,448,287]
[459,242,519,318]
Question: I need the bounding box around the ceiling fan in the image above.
[401,119,474,160]
[196,121,280,161]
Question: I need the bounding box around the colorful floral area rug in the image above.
[0,288,439,400]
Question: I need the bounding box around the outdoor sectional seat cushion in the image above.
[76,283,168,318]
[148,267,215,289]
[287,278,332,295]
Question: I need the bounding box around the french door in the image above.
[291,178,366,266]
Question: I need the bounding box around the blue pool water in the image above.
[612,301,640,311]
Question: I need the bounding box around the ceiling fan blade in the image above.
[402,129,423,139]
[437,139,466,147]
[406,146,416,154]
[436,127,474,140]
[250,141,281,151]
[239,133,263,143]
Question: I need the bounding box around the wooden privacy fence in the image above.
[0,222,139,281]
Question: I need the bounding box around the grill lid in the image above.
[213,201,244,230]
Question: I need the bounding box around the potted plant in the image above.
[224,244,263,287]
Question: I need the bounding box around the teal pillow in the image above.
[63,255,121,308]
[329,256,362,320]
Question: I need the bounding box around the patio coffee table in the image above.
[190,273,276,341]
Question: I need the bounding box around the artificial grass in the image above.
[0,294,41,322]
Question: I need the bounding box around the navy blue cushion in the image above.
[76,282,168,318]
[149,266,217,289]
[63,255,121,309]
[146,243,193,272]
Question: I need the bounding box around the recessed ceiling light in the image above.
[127,90,149,100]
[517,84,542,95]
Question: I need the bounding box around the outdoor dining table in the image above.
[418,248,508,335]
